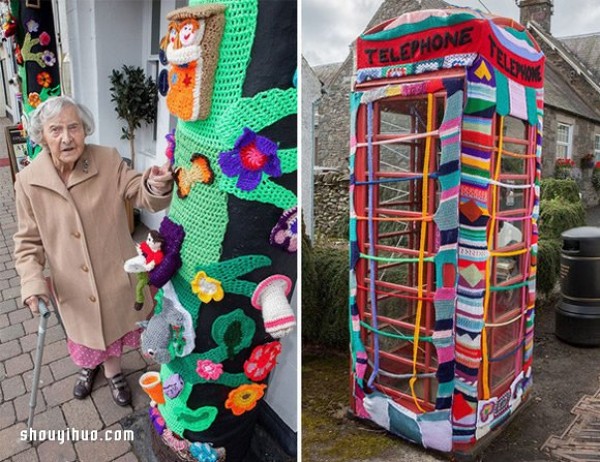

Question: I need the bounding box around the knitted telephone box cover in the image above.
[144,1,297,461]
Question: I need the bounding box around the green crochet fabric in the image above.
[157,0,297,440]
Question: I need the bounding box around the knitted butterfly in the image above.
[173,153,214,199]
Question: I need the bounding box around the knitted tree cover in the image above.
[11,0,62,159]
[149,1,297,460]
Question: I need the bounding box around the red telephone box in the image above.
[348,8,544,455]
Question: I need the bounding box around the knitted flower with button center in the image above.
[41,50,56,67]
[270,206,297,253]
[218,127,281,191]
[36,72,52,88]
[225,383,267,416]
[196,359,223,381]
[25,19,39,33]
[191,271,225,304]
[243,341,282,381]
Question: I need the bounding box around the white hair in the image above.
[28,96,95,146]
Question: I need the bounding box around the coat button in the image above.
[89,296,96,302]
[81,265,89,272]
[72,231,81,238]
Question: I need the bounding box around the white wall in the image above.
[265,288,298,432]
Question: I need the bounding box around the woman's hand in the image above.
[147,162,173,196]
[25,295,50,315]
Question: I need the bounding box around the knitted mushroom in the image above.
[251,275,295,338]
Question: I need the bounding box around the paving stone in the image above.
[62,396,103,431]
[113,452,139,462]
[23,365,53,392]
[49,356,78,381]
[0,313,8,328]
[8,276,20,288]
[0,269,16,280]
[10,447,37,462]
[74,424,131,462]
[14,389,46,422]
[2,375,25,401]
[22,312,58,335]
[30,405,67,430]
[42,375,76,408]
[121,350,147,374]
[0,300,17,317]
[8,308,32,325]
[0,339,21,361]
[1,287,21,302]
[5,353,34,377]
[0,423,29,461]
[37,439,77,462]
[0,401,15,430]
[0,324,24,343]
[127,370,151,412]
[91,384,133,427]
[37,339,68,366]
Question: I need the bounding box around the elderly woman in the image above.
[13,96,173,406]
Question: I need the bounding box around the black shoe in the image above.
[73,367,100,399]
[107,373,131,406]
[133,301,144,311]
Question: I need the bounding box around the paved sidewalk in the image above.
[0,119,154,461]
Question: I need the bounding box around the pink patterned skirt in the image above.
[67,329,142,368]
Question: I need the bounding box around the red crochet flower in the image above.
[36,72,52,88]
[39,31,51,46]
[243,341,282,381]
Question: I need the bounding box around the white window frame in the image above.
[594,134,600,162]
[556,122,573,159]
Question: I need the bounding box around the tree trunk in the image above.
[129,131,136,170]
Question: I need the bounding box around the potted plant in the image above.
[592,162,600,191]
[580,153,595,170]
[554,157,575,180]
[109,65,158,170]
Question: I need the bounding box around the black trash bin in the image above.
[556,226,600,346]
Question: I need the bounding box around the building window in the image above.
[594,134,600,162]
[556,123,572,159]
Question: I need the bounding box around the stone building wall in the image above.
[313,172,349,238]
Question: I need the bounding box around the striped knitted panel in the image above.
[349,92,368,393]
[452,56,496,446]
[432,87,463,414]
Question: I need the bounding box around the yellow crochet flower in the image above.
[225,383,266,416]
[191,271,224,303]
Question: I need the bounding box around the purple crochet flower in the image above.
[218,128,281,191]
[148,217,185,287]
[270,206,297,253]
[164,129,176,165]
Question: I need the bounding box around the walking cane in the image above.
[27,299,51,431]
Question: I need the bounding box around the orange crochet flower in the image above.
[36,72,52,88]
[28,92,41,108]
[225,383,266,416]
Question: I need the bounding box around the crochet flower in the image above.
[196,359,223,381]
[270,206,297,253]
[161,428,188,452]
[165,129,176,165]
[244,341,282,381]
[25,19,39,33]
[28,92,41,108]
[190,442,219,462]
[39,31,51,46]
[218,128,281,191]
[225,383,267,416]
[41,50,56,67]
[191,271,225,304]
[14,45,22,65]
[36,72,52,88]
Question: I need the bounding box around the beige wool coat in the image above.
[13,144,172,350]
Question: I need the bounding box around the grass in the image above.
[302,348,397,462]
